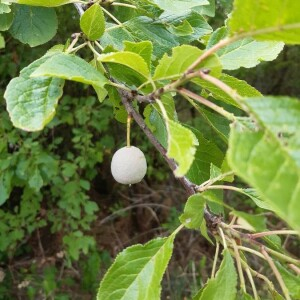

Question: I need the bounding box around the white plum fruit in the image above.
[111,146,147,184]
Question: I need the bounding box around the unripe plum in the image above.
[111,146,147,184]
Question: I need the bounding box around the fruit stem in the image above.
[127,114,132,147]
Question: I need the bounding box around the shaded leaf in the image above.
[106,86,127,123]
[186,127,224,184]
[0,170,13,206]
[28,168,43,192]
[9,5,57,47]
[4,51,65,131]
[0,10,13,31]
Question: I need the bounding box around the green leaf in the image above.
[200,219,214,244]
[101,13,212,59]
[194,0,215,17]
[236,291,254,300]
[179,194,206,229]
[228,115,300,232]
[97,236,175,300]
[152,0,208,16]
[0,10,13,31]
[245,96,300,167]
[168,19,194,36]
[0,170,13,206]
[276,262,300,299]
[186,127,224,184]
[124,41,153,69]
[188,102,230,142]
[194,249,237,300]
[0,33,4,48]
[106,86,127,123]
[232,211,266,231]
[208,27,284,70]
[166,120,199,177]
[0,3,11,13]
[229,0,300,44]
[63,233,95,261]
[31,53,108,87]
[16,0,75,6]
[269,290,285,300]
[28,168,43,192]
[98,51,150,78]
[201,190,224,215]
[4,51,65,131]
[195,74,262,108]
[145,106,168,148]
[80,3,105,41]
[153,45,221,81]
[241,188,274,211]
[9,5,57,47]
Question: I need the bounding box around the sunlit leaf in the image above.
[31,53,108,87]
[80,3,105,41]
[16,0,75,6]
[154,44,221,81]
[97,51,150,78]
[124,41,153,69]
[229,0,300,44]
[179,194,206,229]
[208,27,284,70]
[166,120,199,177]
[97,236,175,300]
[228,103,300,232]
[194,249,237,300]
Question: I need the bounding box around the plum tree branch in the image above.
[73,2,220,229]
